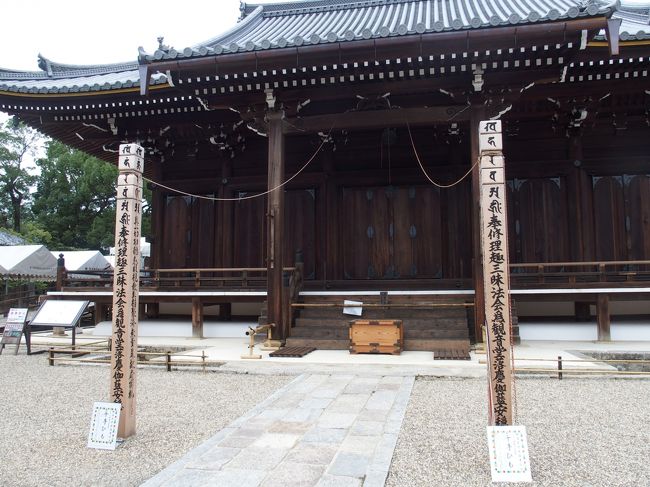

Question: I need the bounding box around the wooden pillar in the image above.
[322,148,337,283]
[149,163,164,270]
[219,303,232,321]
[597,294,611,341]
[470,104,487,342]
[266,110,286,341]
[55,254,66,291]
[192,297,204,338]
[94,303,107,325]
[574,302,591,322]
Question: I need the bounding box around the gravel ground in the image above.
[386,377,650,487]
[0,353,293,487]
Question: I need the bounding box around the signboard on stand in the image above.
[0,308,28,355]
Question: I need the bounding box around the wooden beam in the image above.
[605,18,622,56]
[284,106,469,134]
[266,109,286,341]
[597,294,611,341]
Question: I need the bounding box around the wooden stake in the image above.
[109,143,144,439]
[478,121,513,426]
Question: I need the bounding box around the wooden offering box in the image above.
[349,319,403,355]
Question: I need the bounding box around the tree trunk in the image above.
[10,193,21,232]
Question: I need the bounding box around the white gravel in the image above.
[0,353,292,487]
[386,376,650,487]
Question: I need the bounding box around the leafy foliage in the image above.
[31,141,119,250]
[0,118,40,231]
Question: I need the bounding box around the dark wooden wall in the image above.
[154,125,650,281]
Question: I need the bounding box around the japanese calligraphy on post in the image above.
[487,425,532,482]
[87,402,121,450]
[110,143,144,438]
[478,120,513,426]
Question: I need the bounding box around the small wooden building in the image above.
[1,0,649,350]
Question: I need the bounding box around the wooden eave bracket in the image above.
[139,64,150,97]
[606,18,622,56]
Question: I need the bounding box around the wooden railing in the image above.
[61,267,298,291]
[59,260,650,291]
[509,260,650,287]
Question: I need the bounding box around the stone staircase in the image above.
[284,294,472,351]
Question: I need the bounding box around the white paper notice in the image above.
[88,402,121,450]
[343,300,363,316]
[487,425,532,483]
[6,308,28,324]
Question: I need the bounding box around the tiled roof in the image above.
[0,0,645,95]
[140,0,614,62]
[0,54,166,94]
[615,1,650,40]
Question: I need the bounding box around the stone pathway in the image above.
[142,373,414,487]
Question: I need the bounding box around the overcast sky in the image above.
[0,0,249,71]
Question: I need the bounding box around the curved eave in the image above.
[0,83,171,98]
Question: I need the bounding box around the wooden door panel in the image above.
[284,189,317,278]
[162,196,191,268]
[342,188,388,279]
[190,198,216,268]
[443,181,472,278]
[516,179,569,263]
[233,195,266,268]
[369,188,391,278]
[593,176,627,261]
[342,185,442,279]
[402,186,442,278]
[625,175,650,260]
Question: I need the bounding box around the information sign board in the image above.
[30,300,89,327]
[87,402,121,450]
[1,307,28,355]
[487,425,532,483]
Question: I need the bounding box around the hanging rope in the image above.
[142,120,336,202]
[405,119,479,189]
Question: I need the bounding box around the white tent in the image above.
[108,237,149,268]
[0,245,58,278]
[50,250,113,273]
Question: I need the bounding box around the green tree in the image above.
[32,141,119,250]
[0,118,40,232]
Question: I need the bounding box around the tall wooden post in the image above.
[597,294,611,341]
[110,143,144,438]
[478,120,513,426]
[266,110,286,341]
[471,105,487,342]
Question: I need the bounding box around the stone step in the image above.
[294,317,468,329]
[284,337,471,352]
[290,326,468,340]
[295,307,468,320]
[284,338,349,350]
